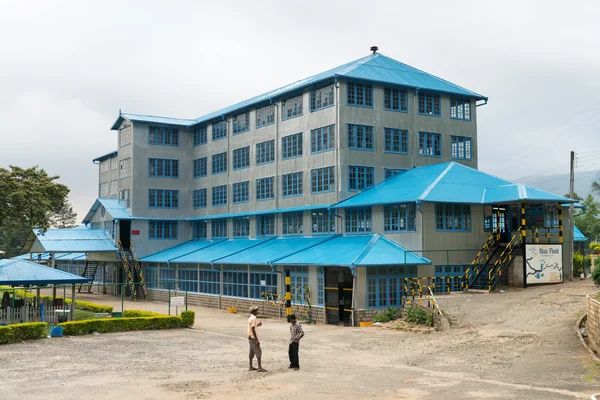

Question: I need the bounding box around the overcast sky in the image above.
[1,0,599,221]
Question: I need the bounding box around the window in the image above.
[192,220,207,239]
[119,189,130,208]
[109,180,118,195]
[282,132,303,159]
[544,204,559,228]
[193,125,207,146]
[104,220,114,238]
[289,267,309,303]
[148,189,179,208]
[282,172,303,197]
[451,136,472,160]
[450,98,471,120]
[282,212,303,235]
[310,125,335,153]
[310,85,334,111]
[317,267,325,305]
[223,267,248,298]
[110,157,118,170]
[348,124,373,150]
[256,105,275,128]
[311,166,335,193]
[256,140,275,165]
[233,146,250,170]
[212,121,228,141]
[192,188,207,208]
[384,203,416,232]
[345,208,372,233]
[233,217,250,237]
[212,152,228,174]
[367,266,417,308]
[119,158,131,179]
[212,219,228,238]
[434,265,468,293]
[193,157,208,178]
[149,221,178,239]
[90,222,101,230]
[385,169,406,180]
[282,95,303,120]
[100,160,109,173]
[347,82,373,107]
[199,268,220,294]
[311,209,335,234]
[148,158,179,178]
[232,112,250,134]
[348,166,374,191]
[212,185,227,206]
[250,269,278,299]
[384,87,408,112]
[159,268,176,289]
[418,93,441,116]
[119,124,132,147]
[435,203,471,231]
[384,128,408,154]
[178,268,198,293]
[418,132,442,157]
[232,181,250,204]
[100,182,108,197]
[257,214,275,237]
[256,177,275,200]
[149,126,179,146]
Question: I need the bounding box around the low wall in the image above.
[586,290,600,354]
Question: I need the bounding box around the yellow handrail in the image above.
[487,226,524,291]
[117,239,136,300]
[464,227,500,288]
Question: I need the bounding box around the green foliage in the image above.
[0,289,113,313]
[404,304,432,326]
[0,322,47,345]
[58,316,186,336]
[0,166,71,258]
[591,243,600,254]
[372,307,398,323]
[50,201,78,229]
[593,264,600,286]
[181,310,195,328]
[123,310,161,317]
[574,195,600,242]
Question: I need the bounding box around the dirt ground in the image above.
[1,281,600,400]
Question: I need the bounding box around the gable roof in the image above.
[82,198,132,224]
[112,52,487,130]
[92,150,118,163]
[23,228,117,253]
[332,162,576,208]
[574,226,588,242]
[0,258,89,285]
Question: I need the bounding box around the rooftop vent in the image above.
[370,46,378,54]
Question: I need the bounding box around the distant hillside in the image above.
[514,170,599,199]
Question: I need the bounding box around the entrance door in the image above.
[119,220,131,249]
[324,267,353,326]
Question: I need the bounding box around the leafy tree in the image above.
[564,192,583,201]
[51,200,78,229]
[0,166,70,258]
[574,194,600,241]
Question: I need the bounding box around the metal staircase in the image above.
[78,260,100,293]
[465,228,500,289]
[118,239,147,301]
[487,230,523,292]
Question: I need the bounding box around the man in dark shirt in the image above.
[288,314,304,371]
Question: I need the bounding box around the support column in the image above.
[285,269,291,319]
[521,202,527,288]
[70,284,75,321]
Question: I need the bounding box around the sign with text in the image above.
[131,230,140,236]
[525,244,563,284]
[170,296,185,307]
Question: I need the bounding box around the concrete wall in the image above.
[586,291,600,355]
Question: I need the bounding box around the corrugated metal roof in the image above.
[190,204,330,221]
[272,234,430,266]
[16,252,86,261]
[332,162,576,208]
[0,259,89,285]
[92,150,118,163]
[82,198,132,224]
[24,228,117,253]
[112,53,486,131]
[574,226,588,242]
[139,240,223,263]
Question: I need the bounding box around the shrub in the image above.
[59,316,185,336]
[181,310,195,328]
[372,307,398,323]
[69,300,113,313]
[404,304,432,326]
[0,322,47,345]
[123,310,161,317]
[593,265,600,286]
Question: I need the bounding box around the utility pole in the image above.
[569,151,575,281]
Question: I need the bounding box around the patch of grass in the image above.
[74,309,99,320]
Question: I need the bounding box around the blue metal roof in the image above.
[83,198,132,224]
[0,259,89,285]
[113,53,486,130]
[23,228,117,253]
[92,150,118,163]
[140,240,223,263]
[15,252,86,261]
[574,226,588,242]
[272,234,430,267]
[332,162,577,208]
[189,204,330,221]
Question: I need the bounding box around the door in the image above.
[324,267,354,326]
[119,220,131,249]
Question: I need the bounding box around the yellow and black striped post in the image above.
[520,202,526,242]
[535,227,539,244]
[285,269,292,319]
[558,204,563,244]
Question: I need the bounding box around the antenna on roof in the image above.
[370,46,378,54]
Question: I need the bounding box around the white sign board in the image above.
[525,244,563,284]
[170,296,185,307]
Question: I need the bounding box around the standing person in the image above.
[288,314,304,371]
[248,305,266,372]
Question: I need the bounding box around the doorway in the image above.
[119,220,131,249]
[324,267,353,326]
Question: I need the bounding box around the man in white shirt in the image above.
[248,305,266,372]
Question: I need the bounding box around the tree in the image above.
[564,192,583,201]
[0,166,70,258]
[50,200,78,229]
[574,194,600,242]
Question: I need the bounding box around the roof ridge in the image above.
[418,162,455,200]
[351,234,380,266]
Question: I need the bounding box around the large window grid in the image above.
[418,132,442,157]
[311,166,335,193]
[212,219,228,238]
[367,266,417,308]
[148,189,179,208]
[119,158,131,179]
[233,146,250,170]
[384,203,416,232]
[348,124,373,150]
[119,124,132,147]
[100,160,109,173]
[212,152,228,174]
[149,126,179,146]
[451,136,472,160]
[317,267,325,305]
[435,203,471,231]
[232,112,250,134]
[256,105,275,128]
[310,85,334,111]
[249,271,277,299]
[159,268,176,289]
[193,126,207,146]
[256,140,275,165]
[289,267,309,303]
[347,82,373,107]
[223,268,248,298]
[178,269,198,292]
[434,265,468,293]
[282,212,303,235]
[199,269,220,294]
[384,128,408,154]
[282,95,303,120]
[310,125,335,153]
[212,185,227,206]
[384,87,408,112]
[256,177,275,200]
[192,188,207,209]
[149,158,179,178]
[282,172,303,197]
[348,166,374,191]
[257,214,275,237]
[192,220,207,239]
[345,208,372,233]
[418,93,441,116]
[149,221,178,239]
[193,157,207,178]
[311,209,335,234]
[110,157,118,171]
[450,99,471,120]
[232,181,250,204]
[109,180,118,195]
[233,217,250,237]
[282,132,303,160]
[212,121,228,141]
[100,183,108,197]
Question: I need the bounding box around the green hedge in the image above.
[181,310,195,328]
[0,323,47,345]
[0,288,113,313]
[122,310,161,317]
[59,316,186,336]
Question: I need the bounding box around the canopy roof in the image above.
[23,228,117,254]
[83,198,132,224]
[0,259,89,285]
[15,252,86,262]
[574,226,588,242]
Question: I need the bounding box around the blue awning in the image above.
[0,259,89,285]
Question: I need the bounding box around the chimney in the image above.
[370,46,378,54]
